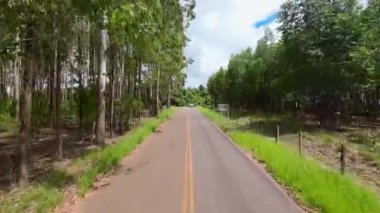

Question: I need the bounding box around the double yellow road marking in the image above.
[182,115,195,213]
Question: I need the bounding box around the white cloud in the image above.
[185,0,286,87]
[201,12,222,31]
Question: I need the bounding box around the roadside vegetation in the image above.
[0,1,195,213]
[178,85,212,107]
[212,108,380,196]
[204,0,380,211]
[0,108,175,213]
[0,0,195,192]
[199,107,380,213]
[207,0,379,129]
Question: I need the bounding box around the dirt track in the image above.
[77,108,302,213]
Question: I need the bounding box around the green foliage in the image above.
[179,85,212,107]
[207,68,227,105]
[350,131,378,146]
[0,113,16,132]
[200,107,380,213]
[61,91,78,121]
[79,87,98,129]
[31,91,50,127]
[207,0,380,115]
[207,35,281,110]
[0,1,192,210]
[0,99,16,132]
[0,99,14,116]
[318,133,338,144]
[120,93,134,126]
[0,0,193,128]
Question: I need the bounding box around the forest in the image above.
[205,0,380,203]
[0,0,195,188]
[207,0,380,125]
[178,85,212,107]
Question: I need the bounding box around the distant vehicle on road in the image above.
[189,103,195,107]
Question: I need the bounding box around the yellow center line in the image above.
[183,114,195,213]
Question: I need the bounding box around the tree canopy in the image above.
[207,0,379,118]
[0,0,195,186]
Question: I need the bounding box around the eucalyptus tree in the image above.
[2,3,40,184]
[0,0,49,187]
[207,68,227,106]
[0,0,194,187]
[358,0,380,105]
[207,0,380,119]
[278,0,363,101]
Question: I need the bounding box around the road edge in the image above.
[55,109,178,213]
[203,116,306,213]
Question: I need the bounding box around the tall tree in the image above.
[96,13,108,145]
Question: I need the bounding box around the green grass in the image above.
[0,170,71,213]
[199,107,380,213]
[0,108,176,213]
[317,132,339,144]
[0,113,17,133]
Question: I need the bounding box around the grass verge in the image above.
[0,108,176,213]
[199,107,380,213]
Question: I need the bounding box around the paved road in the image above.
[78,108,302,213]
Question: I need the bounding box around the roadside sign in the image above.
[217,104,229,112]
[217,104,230,119]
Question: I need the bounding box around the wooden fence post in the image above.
[340,143,345,175]
[91,121,96,144]
[275,125,280,143]
[298,130,303,155]
[7,153,14,186]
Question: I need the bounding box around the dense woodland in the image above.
[178,85,212,107]
[0,0,195,187]
[208,0,380,124]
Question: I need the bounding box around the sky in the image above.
[185,0,286,87]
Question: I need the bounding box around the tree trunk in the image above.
[137,60,142,121]
[14,58,20,122]
[110,49,115,138]
[48,60,55,127]
[63,67,67,103]
[133,59,139,99]
[119,49,124,99]
[155,68,160,116]
[19,23,35,187]
[167,78,171,107]
[89,23,96,85]
[14,33,21,121]
[119,49,127,133]
[96,13,107,145]
[149,76,154,115]
[77,32,84,136]
[0,64,6,100]
[127,51,133,95]
[55,40,63,160]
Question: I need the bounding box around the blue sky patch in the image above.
[254,12,278,29]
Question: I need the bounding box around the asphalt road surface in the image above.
[78,108,302,213]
